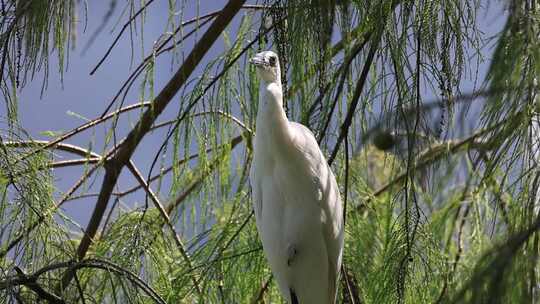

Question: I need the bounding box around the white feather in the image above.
[249,51,344,304]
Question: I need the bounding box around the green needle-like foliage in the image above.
[0,0,539,303]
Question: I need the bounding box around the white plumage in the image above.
[249,51,344,304]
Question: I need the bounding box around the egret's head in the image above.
[249,51,281,84]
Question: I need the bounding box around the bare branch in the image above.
[58,0,247,291]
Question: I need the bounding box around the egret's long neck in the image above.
[256,81,290,144]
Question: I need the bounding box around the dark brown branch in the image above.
[326,1,403,164]
[13,266,64,304]
[58,0,247,292]
[1,259,166,304]
[100,4,272,118]
[287,23,374,99]
[341,264,360,304]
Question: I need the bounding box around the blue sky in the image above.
[12,1,507,231]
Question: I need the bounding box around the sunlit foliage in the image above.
[0,0,539,303]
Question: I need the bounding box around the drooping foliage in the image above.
[0,0,539,303]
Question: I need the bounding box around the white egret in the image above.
[249,51,344,304]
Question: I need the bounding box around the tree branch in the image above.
[1,259,166,304]
[11,266,64,304]
[57,0,247,292]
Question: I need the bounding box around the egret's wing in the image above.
[321,166,344,302]
[249,163,263,223]
[289,122,344,301]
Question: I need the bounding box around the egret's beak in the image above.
[249,53,267,67]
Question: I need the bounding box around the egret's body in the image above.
[249,51,344,304]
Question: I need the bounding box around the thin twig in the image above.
[0,163,101,259]
[125,161,202,295]
[189,247,262,273]
[5,141,101,159]
[73,271,87,304]
[327,27,383,165]
[125,135,243,198]
[58,135,244,204]
[317,33,371,144]
[151,111,252,134]
[90,4,268,76]
[48,158,100,168]
[89,0,157,75]
[165,135,243,215]
[99,15,216,118]
[435,203,471,304]
[287,23,373,99]
[15,101,151,165]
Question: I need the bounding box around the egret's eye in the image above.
[268,56,277,66]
